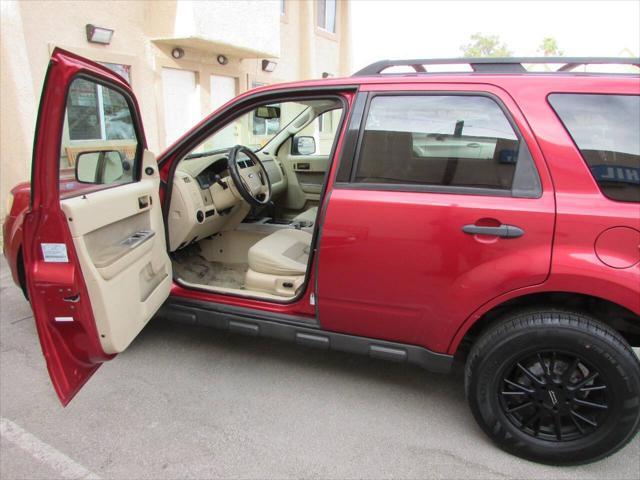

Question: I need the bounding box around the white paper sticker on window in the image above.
[41,243,69,263]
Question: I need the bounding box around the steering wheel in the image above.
[227,145,272,207]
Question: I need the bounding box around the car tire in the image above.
[465,309,640,465]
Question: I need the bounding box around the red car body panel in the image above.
[316,82,557,352]
[447,77,640,352]
[3,48,639,404]
[317,188,556,352]
[21,49,145,405]
[3,171,83,288]
[3,182,29,287]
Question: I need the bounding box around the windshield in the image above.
[184,98,342,162]
[194,101,311,154]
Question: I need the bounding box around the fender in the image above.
[447,272,640,354]
[3,202,27,288]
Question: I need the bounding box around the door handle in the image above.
[462,224,524,238]
[62,294,80,303]
[138,195,150,209]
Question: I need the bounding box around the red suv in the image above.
[3,49,640,465]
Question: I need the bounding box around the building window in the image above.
[66,79,135,141]
[65,63,134,141]
[60,78,139,197]
[100,62,131,84]
[317,0,336,33]
[280,0,286,15]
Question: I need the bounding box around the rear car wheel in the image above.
[465,309,640,465]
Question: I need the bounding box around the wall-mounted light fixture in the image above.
[217,55,229,65]
[171,47,185,59]
[85,24,114,45]
[261,59,277,73]
[321,72,334,78]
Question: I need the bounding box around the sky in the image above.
[349,0,640,72]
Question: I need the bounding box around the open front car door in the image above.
[23,48,172,405]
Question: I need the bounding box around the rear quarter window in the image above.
[548,93,640,203]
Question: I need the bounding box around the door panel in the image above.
[279,145,328,209]
[295,171,324,194]
[290,154,328,195]
[277,109,342,211]
[317,88,555,354]
[60,151,171,354]
[317,189,554,352]
[23,48,170,405]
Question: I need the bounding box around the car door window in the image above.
[353,94,540,196]
[59,78,139,198]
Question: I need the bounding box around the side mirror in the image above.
[292,136,316,155]
[76,150,126,184]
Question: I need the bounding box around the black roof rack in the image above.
[352,57,640,76]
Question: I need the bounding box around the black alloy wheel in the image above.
[465,309,640,465]
[499,350,609,442]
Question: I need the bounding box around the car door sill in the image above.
[156,297,453,374]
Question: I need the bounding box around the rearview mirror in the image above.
[75,150,126,184]
[255,105,281,119]
[292,136,316,155]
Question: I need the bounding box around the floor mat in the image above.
[172,247,247,290]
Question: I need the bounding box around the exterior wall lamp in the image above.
[85,24,114,45]
[261,60,277,73]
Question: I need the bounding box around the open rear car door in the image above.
[23,48,172,405]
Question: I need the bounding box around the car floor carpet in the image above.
[172,247,247,290]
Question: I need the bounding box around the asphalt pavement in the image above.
[1,258,638,479]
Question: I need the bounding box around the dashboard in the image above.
[167,150,287,251]
[195,158,227,189]
[195,157,258,189]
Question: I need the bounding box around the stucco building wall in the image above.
[0,0,351,220]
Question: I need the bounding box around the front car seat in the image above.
[245,229,312,296]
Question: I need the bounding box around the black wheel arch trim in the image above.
[452,290,640,354]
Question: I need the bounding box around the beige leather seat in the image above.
[292,206,318,224]
[245,229,312,296]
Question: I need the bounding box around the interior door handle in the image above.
[462,224,524,238]
[138,195,150,209]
